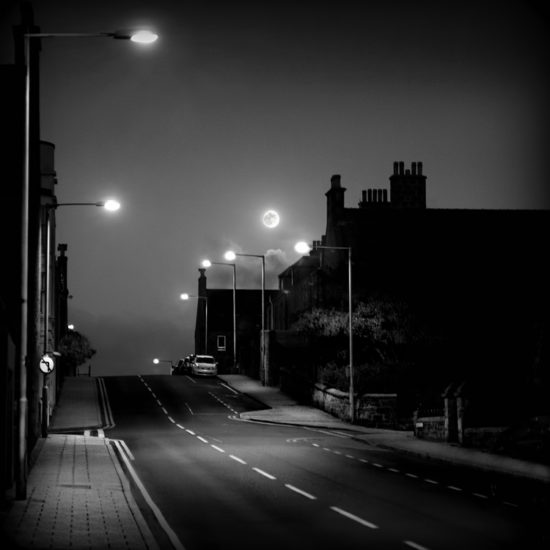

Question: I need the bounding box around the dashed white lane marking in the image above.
[312,443,320,447]
[253,468,276,480]
[186,429,195,435]
[211,445,225,453]
[388,467,400,473]
[285,484,317,500]
[504,501,519,508]
[373,463,384,468]
[359,458,369,464]
[405,473,419,479]
[447,485,462,492]
[424,479,438,485]
[404,540,430,550]
[167,416,175,423]
[161,407,168,414]
[472,492,489,499]
[156,399,162,406]
[330,506,378,529]
[230,455,247,465]
[186,375,196,383]
[185,402,194,414]
[176,424,185,430]
[197,436,208,444]
[345,454,355,459]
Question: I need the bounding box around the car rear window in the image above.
[196,356,215,364]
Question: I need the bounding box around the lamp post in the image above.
[224,250,266,384]
[201,259,237,372]
[17,25,156,499]
[40,200,120,438]
[295,241,355,423]
[180,293,208,354]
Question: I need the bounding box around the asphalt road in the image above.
[104,375,546,550]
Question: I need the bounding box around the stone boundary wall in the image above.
[312,384,397,427]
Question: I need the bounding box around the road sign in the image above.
[39,354,55,374]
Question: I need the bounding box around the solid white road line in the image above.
[112,440,186,550]
[330,506,378,529]
[285,484,316,500]
[118,439,135,461]
[252,468,276,480]
[220,382,239,394]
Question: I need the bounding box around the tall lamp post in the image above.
[40,200,120,438]
[180,293,208,354]
[224,251,266,384]
[201,259,237,372]
[295,241,355,423]
[17,25,157,498]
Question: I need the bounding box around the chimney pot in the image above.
[330,174,341,188]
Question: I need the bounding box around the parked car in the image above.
[172,354,195,375]
[191,355,218,377]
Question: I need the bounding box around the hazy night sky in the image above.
[2,1,549,375]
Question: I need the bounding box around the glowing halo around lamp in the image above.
[262,209,280,228]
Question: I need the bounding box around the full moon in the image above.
[262,210,280,228]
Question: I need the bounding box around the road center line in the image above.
[161,407,168,414]
[185,402,194,414]
[404,540,431,550]
[285,484,316,500]
[330,506,378,529]
[197,436,208,443]
[447,485,462,491]
[229,455,247,465]
[424,479,438,484]
[176,424,185,430]
[253,467,276,480]
[156,399,162,406]
[211,445,225,453]
[167,416,175,423]
[185,429,195,435]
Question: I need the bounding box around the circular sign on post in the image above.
[39,354,55,374]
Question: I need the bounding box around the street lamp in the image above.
[202,259,237,372]
[153,358,174,373]
[17,24,156,499]
[39,200,120,439]
[295,241,355,423]
[180,293,208,354]
[224,250,266,384]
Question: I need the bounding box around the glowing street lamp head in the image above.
[224,250,236,261]
[103,199,121,212]
[295,241,311,254]
[201,259,212,268]
[130,30,158,44]
[180,293,190,301]
[153,358,160,364]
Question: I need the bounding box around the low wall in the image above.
[312,384,397,427]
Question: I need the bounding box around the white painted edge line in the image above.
[330,506,378,529]
[404,540,430,550]
[285,484,316,500]
[230,455,247,465]
[220,382,239,394]
[112,440,186,550]
[97,377,115,428]
[118,439,135,461]
[211,445,225,453]
[253,467,276,480]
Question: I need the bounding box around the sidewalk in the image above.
[219,374,550,484]
[1,377,158,549]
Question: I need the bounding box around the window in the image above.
[217,335,226,351]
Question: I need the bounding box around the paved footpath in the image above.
[1,378,158,549]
